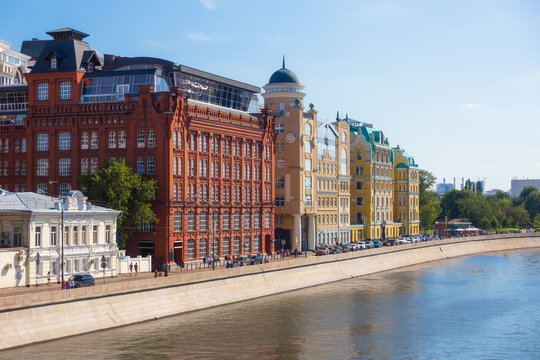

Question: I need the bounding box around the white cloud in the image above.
[200,0,217,10]
[187,32,215,42]
[458,104,482,109]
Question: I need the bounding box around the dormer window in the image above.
[50,55,57,70]
[87,62,94,73]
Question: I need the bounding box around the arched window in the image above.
[187,240,195,259]
[223,211,230,229]
[173,211,182,232]
[233,211,241,229]
[187,212,195,231]
[244,211,250,229]
[243,236,251,254]
[222,237,231,256]
[305,123,312,135]
[340,148,347,175]
[199,211,207,231]
[233,236,241,255]
[199,238,207,258]
[253,235,261,253]
[264,211,271,228]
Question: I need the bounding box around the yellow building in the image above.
[392,146,420,236]
[262,61,350,251]
[349,119,401,240]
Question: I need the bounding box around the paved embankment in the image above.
[1,234,539,350]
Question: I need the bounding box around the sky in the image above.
[2,0,539,191]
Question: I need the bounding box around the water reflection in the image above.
[3,249,540,360]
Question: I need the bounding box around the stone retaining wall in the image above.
[1,234,539,350]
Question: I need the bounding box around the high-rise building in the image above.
[510,179,540,197]
[0,28,275,268]
[262,60,350,251]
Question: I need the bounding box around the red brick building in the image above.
[0,28,276,268]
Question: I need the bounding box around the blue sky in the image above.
[2,0,539,191]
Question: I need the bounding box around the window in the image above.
[59,81,71,100]
[93,225,98,243]
[173,212,182,232]
[253,211,260,228]
[58,133,71,150]
[275,122,284,133]
[59,183,71,196]
[223,211,230,229]
[187,240,195,260]
[118,131,126,148]
[50,226,57,246]
[21,138,26,153]
[211,212,219,230]
[90,132,98,149]
[199,211,207,231]
[13,227,23,247]
[275,196,284,207]
[137,221,155,232]
[276,141,284,153]
[265,212,271,228]
[108,131,116,148]
[37,183,48,195]
[306,195,312,207]
[105,225,111,243]
[147,130,155,148]
[277,159,284,169]
[244,212,250,229]
[35,226,42,246]
[82,226,88,245]
[305,140,311,153]
[137,157,145,174]
[50,55,57,69]
[233,237,241,255]
[305,176,312,189]
[90,158,98,174]
[340,148,347,175]
[254,235,261,253]
[356,181,363,190]
[37,83,48,101]
[81,132,89,149]
[356,166,364,175]
[356,196,364,206]
[305,123,312,135]
[137,130,145,148]
[59,158,70,176]
[233,211,241,229]
[276,177,285,189]
[199,239,207,258]
[37,159,48,176]
[356,212,364,224]
[37,134,49,151]
[147,157,155,175]
[243,237,251,254]
[187,212,195,231]
[222,237,231,256]
[81,158,89,175]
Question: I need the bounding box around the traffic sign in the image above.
[100,255,107,269]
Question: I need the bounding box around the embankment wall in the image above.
[1,234,539,350]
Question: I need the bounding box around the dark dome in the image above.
[268,67,299,84]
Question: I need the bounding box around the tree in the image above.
[419,169,437,194]
[440,189,474,220]
[420,190,442,229]
[82,160,158,249]
[475,181,483,195]
[490,216,499,231]
[457,194,493,227]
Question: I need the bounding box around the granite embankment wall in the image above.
[1,234,540,350]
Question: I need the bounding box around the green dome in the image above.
[269,68,299,84]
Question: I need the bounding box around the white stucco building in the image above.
[0,40,30,86]
[0,190,123,288]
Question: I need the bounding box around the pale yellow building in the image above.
[262,61,350,251]
[392,146,420,235]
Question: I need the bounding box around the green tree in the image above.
[82,160,158,249]
[420,190,442,229]
[475,181,483,195]
[419,169,437,194]
[518,186,538,204]
[457,194,493,227]
[490,216,499,231]
[440,189,474,220]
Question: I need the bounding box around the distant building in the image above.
[511,179,540,197]
[0,40,30,86]
[436,182,454,195]
[0,190,121,288]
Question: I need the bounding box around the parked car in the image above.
[364,241,375,249]
[373,241,382,248]
[70,274,95,288]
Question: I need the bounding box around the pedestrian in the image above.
[46,271,51,286]
[134,263,138,277]
[164,270,168,277]
[154,268,158,278]
[129,263,133,276]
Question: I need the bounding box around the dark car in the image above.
[70,274,95,287]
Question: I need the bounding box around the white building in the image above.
[511,179,540,198]
[0,40,30,86]
[0,190,122,288]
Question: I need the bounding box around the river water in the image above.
[4,249,540,359]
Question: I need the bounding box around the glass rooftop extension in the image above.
[80,68,169,103]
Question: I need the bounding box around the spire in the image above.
[282,55,285,69]
[336,111,340,120]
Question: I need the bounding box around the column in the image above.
[308,214,316,251]
[292,214,301,251]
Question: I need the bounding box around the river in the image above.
[4,249,540,359]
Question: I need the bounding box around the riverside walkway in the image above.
[0,233,537,312]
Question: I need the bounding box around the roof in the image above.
[46,28,89,41]
[187,98,258,120]
[21,38,93,73]
[0,190,120,215]
[268,57,299,84]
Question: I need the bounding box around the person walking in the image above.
[134,263,138,277]
[46,271,51,286]
[129,263,133,276]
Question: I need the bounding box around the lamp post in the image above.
[60,198,65,287]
